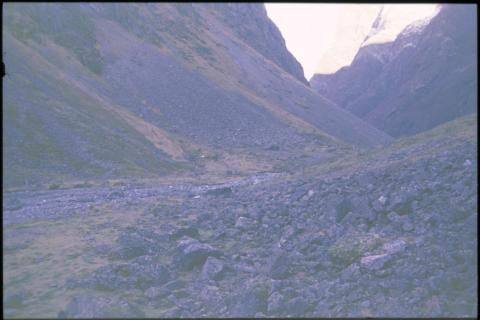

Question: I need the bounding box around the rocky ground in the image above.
[3,118,477,318]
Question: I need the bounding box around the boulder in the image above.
[301,190,315,201]
[206,187,232,196]
[110,230,157,260]
[286,296,312,316]
[389,193,414,215]
[335,198,354,223]
[144,286,169,300]
[382,239,407,255]
[340,263,360,282]
[174,237,223,271]
[229,282,269,317]
[360,254,391,271]
[267,291,285,314]
[170,227,200,240]
[201,257,227,281]
[266,251,292,280]
[235,216,255,230]
[90,262,170,291]
[372,195,388,212]
[329,233,383,266]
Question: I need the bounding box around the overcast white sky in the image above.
[265,3,342,79]
[265,3,440,80]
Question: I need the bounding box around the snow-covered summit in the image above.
[361,4,440,47]
[314,4,440,75]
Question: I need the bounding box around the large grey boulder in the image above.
[266,250,293,280]
[360,254,392,271]
[201,257,227,281]
[173,237,223,271]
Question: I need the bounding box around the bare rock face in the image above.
[206,3,308,85]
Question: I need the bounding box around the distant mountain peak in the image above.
[361,4,440,48]
[315,4,440,75]
[311,4,477,138]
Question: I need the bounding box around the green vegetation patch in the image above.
[4,3,104,74]
[329,233,383,266]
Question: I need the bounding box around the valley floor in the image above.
[3,115,478,318]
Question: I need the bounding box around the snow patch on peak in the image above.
[361,4,440,47]
[314,4,440,75]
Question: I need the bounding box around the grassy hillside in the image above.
[3,33,188,189]
[301,113,477,178]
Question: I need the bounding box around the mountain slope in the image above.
[3,3,392,188]
[311,4,477,137]
[3,32,185,188]
[206,3,308,85]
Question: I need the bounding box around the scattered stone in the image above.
[171,227,200,240]
[340,263,360,281]
[286,296,311,316]
[174,237,223,271]
[110,231,155,260]
[206,187,232,196]
[267,291,285,314]
[424,296,442,316]
[4,308,18,318]
[92,244,112,255]
[162,279,187,291]
[88,261,170,291]
[3,122,477,318]
[266,251,292,280]
[229,282,269,317]
[360,254,391,271]
[378,196,387,205]
[329,233,383,266]
[3,198,23,211]
[335,198,353,223]
[372,196,387,212]
[62,294,145,318]
[301,190,315,201]
[235,216,255,230]
[382,239,407,255]
[201,257,227,281]
[106,191,125,200]
[4,290,28,308]
[144,286,168,300]
[389,193,414,215]
[402,221,414,232]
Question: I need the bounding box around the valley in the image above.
[3,114,477,318]
[2,3,477,318]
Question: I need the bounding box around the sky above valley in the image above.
[265,3,440,80]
